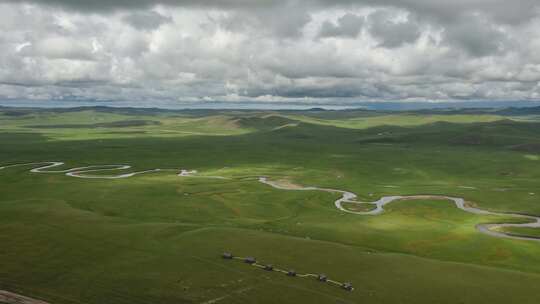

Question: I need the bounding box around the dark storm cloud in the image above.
[367,10,421,48]
[327,0,540,25]
[218,2,312,38]
[318,13,364,38]
[0,0,279,12]
[122,11,172,31]
[442,14,509,57]
[5,0,539,23]
[245,81,393,99]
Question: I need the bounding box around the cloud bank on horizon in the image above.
[1,0,540,104]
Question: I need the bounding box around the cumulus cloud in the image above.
[0,0,539,103]
[19,36,96,60]
[367,10,421,48]
[318,13,364,38]
[217,2,313,38]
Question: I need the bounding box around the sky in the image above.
[1,0,540,106]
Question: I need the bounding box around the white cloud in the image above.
[0,1,539,103]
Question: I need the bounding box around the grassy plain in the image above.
[1,107,540,303]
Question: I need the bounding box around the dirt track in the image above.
[0,290,50,304]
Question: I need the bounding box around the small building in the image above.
[222,252,233,259]
[245,257,256,264]
[287,270,296,277]
[317,274,327,282]
[264,264,273,271]
[342,283,353,291]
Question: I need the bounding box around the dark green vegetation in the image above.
[24,119,161,129]
[1,107,540,303]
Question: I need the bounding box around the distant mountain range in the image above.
[2,102,540,114]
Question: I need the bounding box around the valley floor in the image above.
[2,107,540,303]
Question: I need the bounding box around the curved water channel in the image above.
[2,161,540,242]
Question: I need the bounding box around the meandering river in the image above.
[2,161,539,242]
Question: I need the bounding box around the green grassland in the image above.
[500,227,540,238]
[2,107,540,303]
[0,109,248,140]
[284,113,505,129]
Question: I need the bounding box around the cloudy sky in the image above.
[1,0,540,105]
